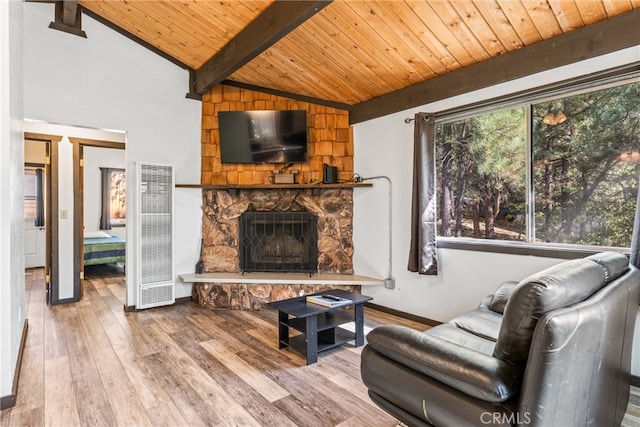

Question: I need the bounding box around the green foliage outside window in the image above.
[436,80,639,248]
[533,83,639,247]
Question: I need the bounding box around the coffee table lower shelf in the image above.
[268,290,372,365]
[281,325,356,357]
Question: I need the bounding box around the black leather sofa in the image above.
[361,252,640,426]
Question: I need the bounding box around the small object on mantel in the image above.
[274,173,296,184]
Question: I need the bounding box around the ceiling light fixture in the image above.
[543,111,567,126]
[621,149,640,164]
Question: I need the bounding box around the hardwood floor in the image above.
[3,267,640,427]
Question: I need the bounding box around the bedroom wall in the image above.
[24,140,46,163]
[0,0,25,401]
[83,146,126,240]
[23,2,202,304]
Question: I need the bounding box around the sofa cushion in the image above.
[449,308,502,342]
[493,258,606,367]
[587,251,629,283]
[486,281,518,314]
[366,325,520,402]
[427,323,496,356]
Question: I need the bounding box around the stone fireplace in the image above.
[240,211,318,273]
[192,187,359,309]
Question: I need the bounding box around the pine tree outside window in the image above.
[436,80,639,250]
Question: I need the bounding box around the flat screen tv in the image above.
[218,110,308,164]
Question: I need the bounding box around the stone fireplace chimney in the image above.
[201,188,354,275]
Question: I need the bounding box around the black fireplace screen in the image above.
[239,211,318,273]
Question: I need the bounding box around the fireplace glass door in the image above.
[239,211,318,273]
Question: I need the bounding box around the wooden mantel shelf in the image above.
[175,183,372,190]
[179,272,383,286]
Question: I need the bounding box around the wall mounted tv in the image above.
[218,110,308,164]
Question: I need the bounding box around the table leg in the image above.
[278,310,288,349]
[354,303,365,347]
[305,315,318,364]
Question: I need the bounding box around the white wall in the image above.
[23,2,202,304]
[0,0,25,399]
[83,146,126,240]
[353,46,640,323]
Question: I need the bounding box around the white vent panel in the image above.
[137,163,175,309]
[139,283,174,309]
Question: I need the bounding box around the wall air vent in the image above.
[136,162,175,309]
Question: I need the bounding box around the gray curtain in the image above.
[408,112,438,275]
[100,168,112,230]
[631,175,640,268]
[34,168,44,227]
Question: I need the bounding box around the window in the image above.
[437,80,639,249]
[24,170,37,219]
[109,169,126,226]
[24,168,44,225]
[100,168,126,229]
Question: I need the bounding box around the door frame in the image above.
[70,137,126,300]
[24,132,61,305]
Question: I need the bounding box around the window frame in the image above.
[434,65,640,259]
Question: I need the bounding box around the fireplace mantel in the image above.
[175,183,372,190]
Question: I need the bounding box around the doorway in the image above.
[24,141,46,269]
[23,132,61,305]
[71,137,126,299]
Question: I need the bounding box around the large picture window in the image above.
[437,80,639,249]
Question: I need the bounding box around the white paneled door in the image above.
[25,218,45,268]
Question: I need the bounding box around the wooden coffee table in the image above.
[267,289,373,365]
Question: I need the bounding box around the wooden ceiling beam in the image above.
[194,1,332,96]
[62,0,78,27]
[49,0,86,38]
[221,80,352,111]
[350,8,640,125]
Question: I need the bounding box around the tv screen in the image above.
[218,110,308,164]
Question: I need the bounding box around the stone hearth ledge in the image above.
[179,272,383,286]
[181,273,384,310]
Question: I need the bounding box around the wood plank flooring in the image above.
[3,266,640,426]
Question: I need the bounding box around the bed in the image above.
[83,232,126,266]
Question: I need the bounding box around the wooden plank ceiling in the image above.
[78,0,639,116]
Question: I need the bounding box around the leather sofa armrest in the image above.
[366,325,520,402]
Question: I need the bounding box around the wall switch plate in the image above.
[384,277,395,289]
[60,209,68,219]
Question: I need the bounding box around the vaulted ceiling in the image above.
[65,1,639,123]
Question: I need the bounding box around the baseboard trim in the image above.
[175,296,192,304]
[0,319,28,410]
[55,296,80,305]
[631,375,640,387]
[124,296,192,313]
[365,302,441,327]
